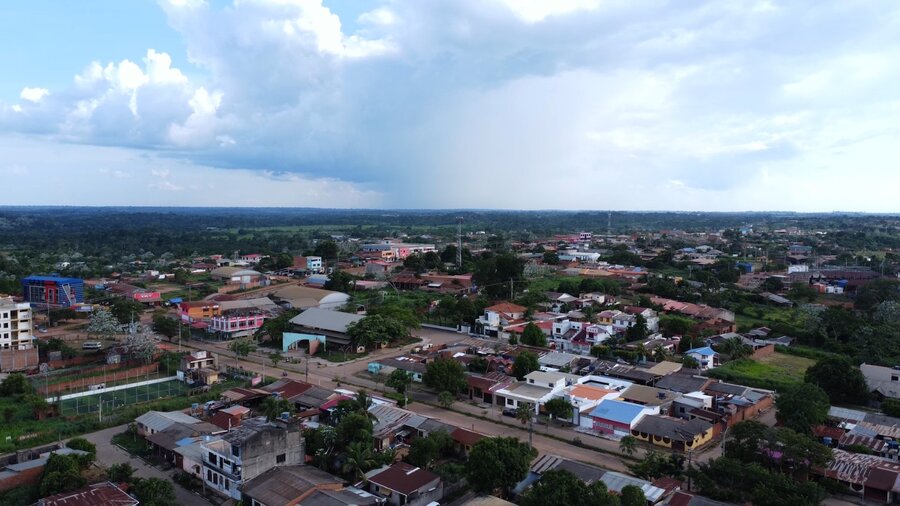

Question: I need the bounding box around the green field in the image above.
[708,352,816,392]
[58,380,190,416]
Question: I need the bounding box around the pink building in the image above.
[208,313,266,339]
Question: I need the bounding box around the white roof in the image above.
[289,307,364,333]
[525,370,567,384]
[135,411,201,432]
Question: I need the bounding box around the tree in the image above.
[512,351,540,380]
[620,485,647,506]
[132,477,177,506]
[716,336,752,361]
[408,430,452,469]
[651,344,668,363]
[472,252,525,299]
[804,356,870,404]
[107,462,135,484]
[423,358,467,394]
[0,373,31,396]
[313,240,340,260]
[228,338,256,367]
[269,350,284,369]
[66,438,96,468]
[39,453,84,497]
[625,314,649,341]
[342,441,376,482]
[110,298,146,325]
[542,251,560,265]
[323,270,355,293]
[151,314,179,340]
[86,307,120,338]
[386,369,412,404]
[123,332,158,364]
[520,322,547,347]
[516,402,533,426]
[788,282,818,303]
[724,420,769,462]
[466,437,537,495]
[544,397,573,421]
[855,279,900,311]
[776,383,830,434]
[519,469,618,506]
[682,356,700,369]
[438,390,455,408]
[346,315,408,349]
[619,435,638,457]
[628,451,684,480]
[335,412,373,448]
[882,398,900,418]
[660,314,695,337]
[255,309,300,346]
[262,396,294,422]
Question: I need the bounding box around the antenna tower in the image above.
[456,217,463,269]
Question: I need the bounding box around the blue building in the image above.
[22,275,84,308]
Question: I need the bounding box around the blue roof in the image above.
[588,400,646,425]
[23,275,83,283]
[686,346,718,357]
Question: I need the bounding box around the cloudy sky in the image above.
[2,0,899,211]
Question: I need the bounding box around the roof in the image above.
[538,352,579,368]
[621,384,679,406]
[633,415,713,442]
[23,275,83,284]
[524,370,567,385]
[451,427,486,447]
[656,374,712,394]
[217,297,280,313]
[666,491,737,506]
[289,307,364,334]
[686,346,718,357]
[300,488,380,506]
[370,404,414,437]
[458,497,516,506]
[210,266,262,278]
[600,471,666,502]
[241,465,344,506]
[530,454,606,483]
[146,421,220,450]
[568,384,617,401]
[36,482,138,506]
[366,462,441,495]
[588,399,648,425]
[646,361,683,376]
[263,378,314,399]
[274,285,348,304]
[135,410,201,433]
[486,302,526,314]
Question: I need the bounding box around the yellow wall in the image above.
[631,425,713,450]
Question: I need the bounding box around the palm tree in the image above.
[652,344,668,363]
[342,441,376,482]
[619,435,638,457]
[262,396,293,422]
[516,402,535,446]
[438,391,454,408]
[269,350,283,369]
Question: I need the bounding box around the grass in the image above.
[527,275,583,292]
[708,352,815,392]
[111,430,151,457]
[58,380,191,416]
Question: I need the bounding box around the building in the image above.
[860,363,900,400]
[178,301,222,323]
[135,410,204,437]
[208,311,266,340]
[495,371,570,414]
[21,275,84,308]
[271,285,350,311]
[210,266,266,288]
[35,481,138,506]
[365,462,443,506]
[242,465,378,506]
[523,454,666,504]
[476,302,527,337]
[291,255,324,274]
[0,296,33,351]
[201,417,305,500]
[360,242,437,261]
[287,307,365,353]
[588,399,658,436]
[631,415,715,452]
[684,347,719,371]
[179,350,220,385]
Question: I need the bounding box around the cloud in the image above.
[1,0,899,210]
[20,87,49,103]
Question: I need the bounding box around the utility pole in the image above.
[456,217,463,270]
[510,279,514,300]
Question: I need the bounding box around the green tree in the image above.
[313,240,340,260]
[408,430,452,469]
[776,383,830,434]
[261,396,294,422]
[107,462,135,484]
[86,307,120,338]
[151,314,179,340]
[386,369,412,404]
[620,484,647,506]
[466,437,537,495]
[519,469,619,506]
[438,390,455,408]
[227,338,256,367]
[619,435,638,457]
[323,270,356,292]
[66,438,96,468]
[0,373,31,396]
[542,251,560,265]
[335,412,374,448]
[724,420,769,462]
[682,356,700,369]
[544,397,573,421]
[521,322,547,347]
[882,398,900,418]
[423,358,467,394]
[269,350,284,369]
[110,298,146,325]
[39,454,85,497]
[625,314,649,341]
[132,477,177,506]
[346,314,408,349]
[254,309,299,347]
[342,441,376,482]
[716,336,752,361]
[804,356,870,404]
[512,351,540,380]
[855,279,900,311]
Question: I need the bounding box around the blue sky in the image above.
[1,0,899,211]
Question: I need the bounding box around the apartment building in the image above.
[0,296,34,350]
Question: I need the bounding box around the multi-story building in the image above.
[21,275,84,309]
[360,242,437,261]
[208,312,266,339]
[178,301,221,323]
[201,417,304,500]
[0,296,34,350]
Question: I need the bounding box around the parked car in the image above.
[502,408,516,417]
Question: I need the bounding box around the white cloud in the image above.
[19,87,49,103]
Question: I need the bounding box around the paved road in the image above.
[82,424,213,506]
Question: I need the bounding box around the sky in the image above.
[1,0,899,211]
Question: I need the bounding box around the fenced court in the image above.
[58,379,190,416]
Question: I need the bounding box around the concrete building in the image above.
[21,275,84,309]
[365,462,443,506]
[271,285,350,311]
[0,296,33,350]
[201,417,305,500]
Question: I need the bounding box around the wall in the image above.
[40,362,161,395]
[750,344,776,359]
[725,395,774,428]
[0,463,43,492]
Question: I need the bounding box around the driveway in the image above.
[81,424,214,506]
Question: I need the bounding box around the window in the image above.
[209,453,217,465]
[224,479,230,491]
[276,453,286,464]
[232,445,240,457]
[207,470,212,481]
[892,375,899,382]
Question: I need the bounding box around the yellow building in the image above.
[631,415,715,452]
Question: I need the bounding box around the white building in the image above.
[0,296,34,350]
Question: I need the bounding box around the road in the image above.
[81,424,213,506]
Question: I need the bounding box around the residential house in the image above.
[451,427,486,457]
[365,462,443,506]
[0,296,34,351]
[210,267,266,288]
[632,415,716,452]
[523,454,667,504]
[145,421,222,466]
[242,465,378,506]
[291,255,324,275]
[467,373,513,405]
[200,417,305,500]
[861,363,900,400]
[368,357,427,383]
[273,286,350,311]
[178,301,221,323]
[818,449,900,504]
[476,302,527,338]
[135,410,203,437]
[623,306,660,333]
[620,385,680,409]
[588,399,658,437]
[684,347,719,370]
[180,350,220,385]
[565,384,620,428]
[369,404,414,451]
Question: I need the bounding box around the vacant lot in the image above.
[708,352,816,392]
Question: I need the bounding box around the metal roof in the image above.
[289,307,364,333]
[600,471,666,502]
[135,411,201,433]
[588,399,648,425]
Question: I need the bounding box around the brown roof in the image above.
[263,378,314,399]
[208,411,242,431]
[367,462,440,495]
[451,427,486,447]
[37,482,138,506]
[486,302,526,314]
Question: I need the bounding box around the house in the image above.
[272,285,350,311]
[135,410,203,437]
[0,447,88,493]
[208,310,267,340]
[523,454,667,504]
[467,373,513,405]
[178,301,222,323]
[620,384,680,408]
[684,347,719,370]
[565,384,620,428]
[201,417,305,500]
[34,481,138,506]
[368,357,427,382]
[666,491,736,506]
[145,421,222,466]
[588,399,658,436]
[656,374,713,395]
[451,427,486,457]
[631,415,715,452]
[180,350,220,385]
[476,302,526,337]
[242,465,378,506]
[623,306,660,332]
[860,363,900,400]
[210,266,266,288]
[365,462,443,506]
[287,307,365,352]
[369,404,414,450]
[291,255,324,275]
[818,449,900,504]
[495,371,570,413]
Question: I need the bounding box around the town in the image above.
[0,209,897,506]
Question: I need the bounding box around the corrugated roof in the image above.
[588,399,647,425]
[600,471,665,502]
[289,307,364,333]
[366,462,440,495]
[135,411,201,433]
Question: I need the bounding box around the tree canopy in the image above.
[775,383,830,434]
[423,358,467,394]
[519,469,619,506]
[803,356,869,404]
[512,351,540,380]
[466,437,537,495]
[520,322,547,347]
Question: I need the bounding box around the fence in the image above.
[55,377,185,416]
[38,363,162,396]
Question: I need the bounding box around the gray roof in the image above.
[290,307,364,334]
[656,374,711,394]
[301,489,380,506]
[242,465,344,505]
[829,406,867,422]
[370,404,414,437]
[538,352,579,368]
[633,415,713,442]
[530,454,606,483]
[217,297,280,313]
[600,471,666,502]
[135,411,201,433]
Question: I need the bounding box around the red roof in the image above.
[367,462,440,495]
[208,411,242,431]
[486,302,526,314]
[451,427,485,446]
[262,379,313,399]
[38,482,138,506]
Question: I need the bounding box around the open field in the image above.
[708,352,816,392]
[58,379,190,416]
